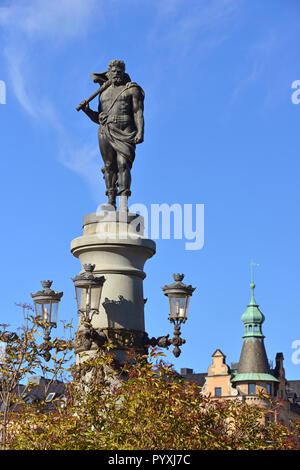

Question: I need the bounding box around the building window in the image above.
[215,387,222,397]
[45,392,56,403]
[266,384,271,395]
[248,383,256,395]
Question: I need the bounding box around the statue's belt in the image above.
[100,113,132,125]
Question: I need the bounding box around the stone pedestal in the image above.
[71,211,156,362]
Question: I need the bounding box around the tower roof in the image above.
[232,277,279,383]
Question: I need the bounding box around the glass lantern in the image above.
[31,280,63,328]
[162,274,195,324]
[72,264,105,320]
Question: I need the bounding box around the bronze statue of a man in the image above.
[78,60,144,209]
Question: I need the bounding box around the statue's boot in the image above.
[101,189,116,211]
[108,189,117,210]
[101,166,117,210]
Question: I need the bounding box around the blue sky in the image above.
[0,0,300,378]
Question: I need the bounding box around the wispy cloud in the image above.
[149,0,242,64]
[0,0,99,116]
[0,0,98,40]
[231,32,278,102]
[0,0,102,199]
[59,141,102,200]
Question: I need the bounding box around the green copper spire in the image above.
[231,266,279,384]
[241,263,265,338]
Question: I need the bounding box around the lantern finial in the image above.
[173,273,184,282]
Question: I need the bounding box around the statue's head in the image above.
[107,60,126,85]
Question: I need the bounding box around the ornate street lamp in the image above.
[159,273,196,357]
[72,264,105,322]
[162,273,195,325]
[143,273,195,357]
[31,280,63,361]
[72,264,106,352]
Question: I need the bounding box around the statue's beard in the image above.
[112,76,123,85]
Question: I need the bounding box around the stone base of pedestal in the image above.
[71,211,156,363]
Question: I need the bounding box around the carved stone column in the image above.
[71,211,156,363]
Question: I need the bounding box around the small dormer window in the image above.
[45,392,56,403]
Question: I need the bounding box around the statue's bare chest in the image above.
[100,86,132,114]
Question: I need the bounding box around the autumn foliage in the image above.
[5,348,300,450]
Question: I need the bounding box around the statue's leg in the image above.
[98,129,117,208]
[116,154,131,197]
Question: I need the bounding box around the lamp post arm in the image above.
[39,324,55,362]
[89,327,107,348]
[170,324,186,358]
[73,324,107,354]
[40,335,52,362]
[143,324,186,358]
[156,334,172,349]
